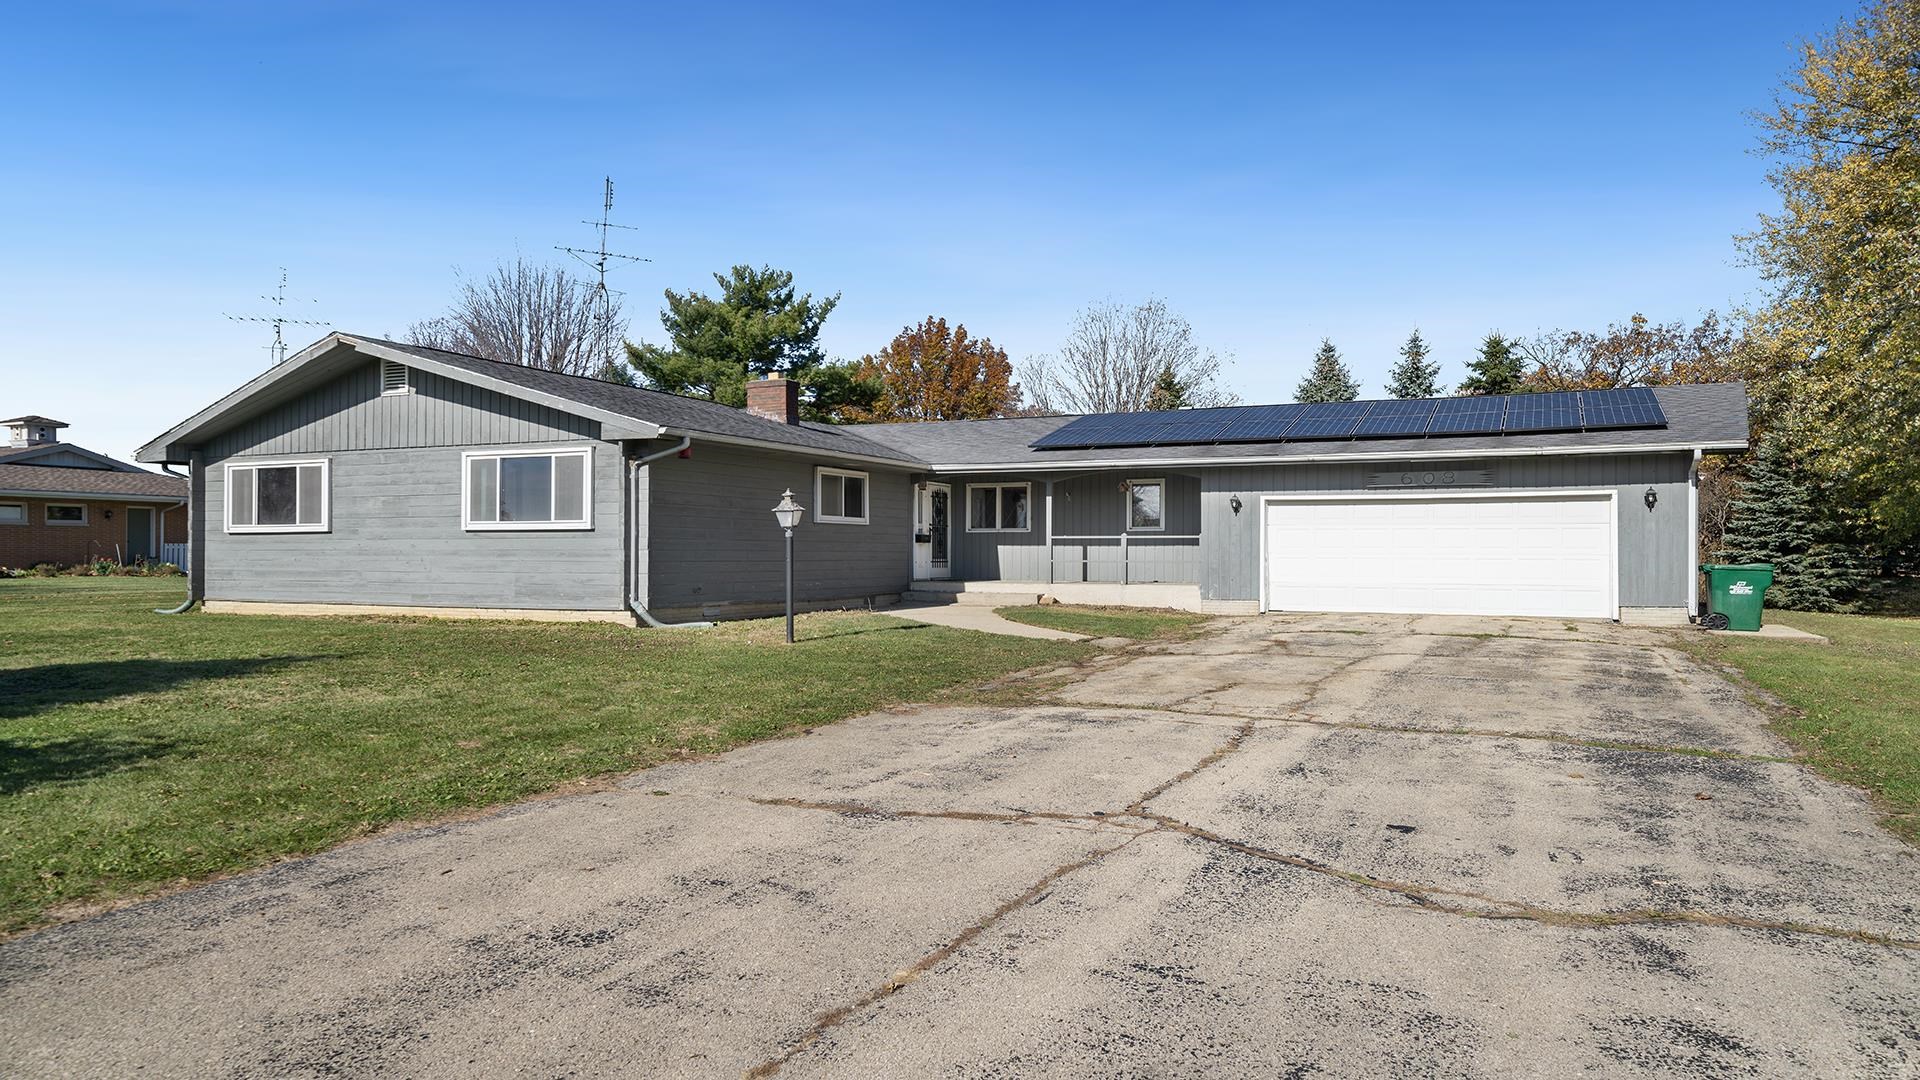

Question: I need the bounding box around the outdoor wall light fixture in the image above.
[1644,487,1658,512]
[103,509,114,520]
[771,489,805,644]
[1230,495,1243,514]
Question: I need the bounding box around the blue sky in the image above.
[0,1,1851,460]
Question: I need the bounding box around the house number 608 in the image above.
[1399,471,1457,486]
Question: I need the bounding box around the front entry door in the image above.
[913,483,952,579]
[125,506,156,563]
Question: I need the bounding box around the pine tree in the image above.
[1457,332,1526,395]
[1384,329,1441,398]
[1716,440,1874,611]
[1295,338,1359,403]
[1145,367,1191,411]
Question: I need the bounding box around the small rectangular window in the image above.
[463,448,592,530]
[226,460,328,533]
[381,359,413,395]
[45,503,88,526]
[966,483,1030,532]
[814,467,869,525]
[1127,479,1165,531]
[0,503,25,525]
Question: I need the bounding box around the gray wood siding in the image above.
[945,471,1201,583]
[645,442,913,610]
[202,444,626,610]
[204,361,598,459]
[1196,452,1693,608]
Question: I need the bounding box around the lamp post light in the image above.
[771,489,805,643]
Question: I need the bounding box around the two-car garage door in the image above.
[1261,494,1616,619]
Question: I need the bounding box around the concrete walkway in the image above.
[3,613,1913,1077]
[886,600,1088,640]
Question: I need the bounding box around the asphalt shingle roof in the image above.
[0,462,186,498]
[846,383,1750,467]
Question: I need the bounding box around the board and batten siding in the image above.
[198,361,624,611]
[943,471,1201,583]
[644,441,914,613]
[1198,452,1694,609]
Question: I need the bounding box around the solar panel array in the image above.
[1029,387,1666,450]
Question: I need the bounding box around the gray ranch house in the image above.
[136,333,1748,626]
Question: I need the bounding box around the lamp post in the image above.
[771,489,805,643]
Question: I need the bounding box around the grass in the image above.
[0,578,1090,933]
[995,603,1212,641]
[1686,611,1920,845]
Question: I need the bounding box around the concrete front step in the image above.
[902,589,1044,607]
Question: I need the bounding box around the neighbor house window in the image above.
[814,467,868,525]
[1127,479,1165,531]
[464,447,592,530]
[45,503,88,526]
[967,483,1029,532]
[0,503,24,525]
[226,460,329,533]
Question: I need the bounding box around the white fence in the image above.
[159,542,190,570]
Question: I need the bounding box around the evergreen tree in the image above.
[627,265,838,407]
[1145,367,1191,411]
[1295,338,1359,403]
[1457,332,1527,395]
[1384,329,1442,398]
[1716,440,1874,611]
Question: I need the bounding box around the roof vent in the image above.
[380,360,413,396]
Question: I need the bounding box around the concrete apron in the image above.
[1,613,1914,1078]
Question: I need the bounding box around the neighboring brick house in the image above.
[0,415,187,569]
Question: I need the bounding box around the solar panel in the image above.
[1283,401,1374,440]
[1214,404,1308,443]
[1579,387,1667,430]
[1427,395,1507,434]
[1353,398,1438,438]
[1502,391,1583,433]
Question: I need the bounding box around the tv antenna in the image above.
[225,269,327,366]
[556,176,648,373]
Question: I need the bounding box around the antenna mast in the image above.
[225,269,327,366]
[557,177,648,374]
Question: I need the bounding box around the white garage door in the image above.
[1262,494,1616,619]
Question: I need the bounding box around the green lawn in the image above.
[995,604,1213,641]
[1689,612,1920,845]
[0,578,1089,933]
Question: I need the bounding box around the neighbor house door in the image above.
[913,483,951,579]
[125,506,156,563]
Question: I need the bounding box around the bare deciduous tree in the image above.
[1021,298,1238,414]
[407,258,628,379]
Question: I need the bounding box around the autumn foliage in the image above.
[854,317,1021,421]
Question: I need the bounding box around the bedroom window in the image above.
[1127,478,1165,531]
[0,502,27,525]
[967,483,1029,532]
[464,447,592,530]
[814,467,868,525]
[45,503,87,526]
[226,460,328,533]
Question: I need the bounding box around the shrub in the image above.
[31,564,60,577]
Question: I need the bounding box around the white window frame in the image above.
[965,482,1032,533]
[813,466,870,525]
[0,502,25,526]
[44,502,89,527]
[225,458,331,534]
[380,359,414,396]
[1125,477,1166,533]
[461,446,594,532]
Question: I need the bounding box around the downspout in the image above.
[627,436,712,629]
[1686,448,1702,622]
[154,454,197,614]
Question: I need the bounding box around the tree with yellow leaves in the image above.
[854,317,1021,421]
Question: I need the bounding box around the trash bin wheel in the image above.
[1702,612,1730,631]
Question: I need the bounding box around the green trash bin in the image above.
[1699,563,1774,631]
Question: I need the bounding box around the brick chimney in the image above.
[746,375,800,425]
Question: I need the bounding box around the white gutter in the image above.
[1687,448,1702,622]
[0,489,187,501]
[154,456,198,615]
[627,437,711,629]
[657,427,920,470]
[923,442,1748,474]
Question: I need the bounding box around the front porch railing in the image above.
[1049,534,1199,584]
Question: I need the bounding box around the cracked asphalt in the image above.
[3,613,1917,1078]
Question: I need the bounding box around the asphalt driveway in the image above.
[3,614,1916,1078]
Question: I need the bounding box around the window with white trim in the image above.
[814,467,868,525]
[0,502,24,525]
[966,483,1029,532]
[380,359,413,395]
[1126,478,1165,531]
[463,447,592,530]
[226,460,329,533]
[44,503,88,525]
